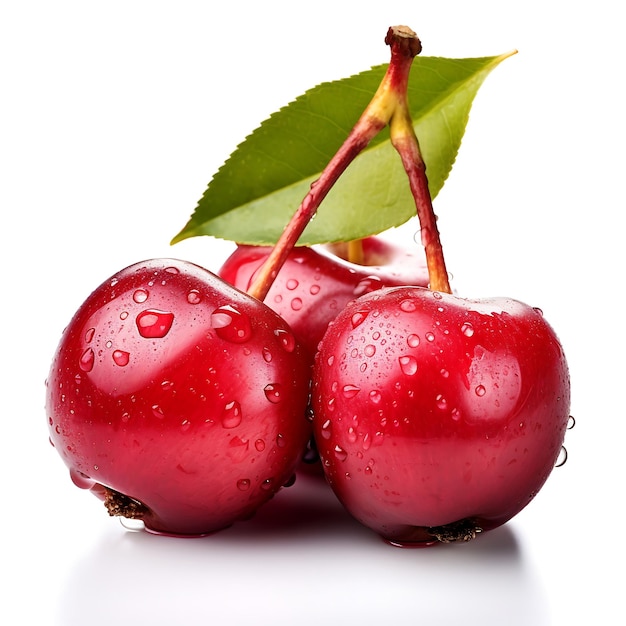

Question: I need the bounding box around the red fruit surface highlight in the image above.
[311,286,570,546]
[219,237,429,357]
[46,259,312,536]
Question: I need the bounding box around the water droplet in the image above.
[254,439,266,451]
[475,385,486,397]
[327,355,335,367]
[112,350,130,367]
[181,420,191,433]
[334,445,348,462]
[121,411,131,423]
[347,427,357,443]
[286,278,299,290]
[85,327,95,343]
[433,292,443,300]
[161,380,174,391]
[120,311,129,320]
[351,310,368,328]
[70,468,95,489]
[533,307,544,317]
[364,464,373,475]
[369,390,382,404]
[451,408,461,421]
[262,347,272,362]
[222,401,242,428]
[165,266,180,274]
[567,415,576,430]
[237,478,251,491]
[133,289,149,303]
[152,405,165,418]
[398,355,418,376]
[353,276,382,297]
[461,322,475,337]
[274,328,296,352]
[260,478,274,491]
[364,344,376,357]
[264,383,283,403]
[555,445,568,467]
[407,334,420,348]
[440,368,449,378]
[320,419,332,439]
[105,340,113,349]
[436,394,448,410]
[425,332,435,342]
[187,290,202,304]
[276,433,286,448]
[342,384,361,398]
[310,284,321,295]
[212,305,252,343]
[136,309,175,339]
[290,297,303,311]
[400,299,417,313]
[79,348,95,372]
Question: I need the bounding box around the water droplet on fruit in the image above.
[400,299,417,313]
[364,344,376,357]
[475,385,486,397]
[119,518,145,532]
[79,348,95,372]
[436,394,448,410]
[347,427,357,443]
[451,408,461,421]
[255,439,266,451]
[555,445,568,467]
[440,368,450,378]
[262,347,272,362]
[286,278,299,290]
[310,284,321,295]
[120,311,129,320]
[342,384,361,398]
[425,332,435,342]
[222,401,242,428]
[70,468,95,489]
[85,327,95,343]
[533,307,544,316]
[274,328,296,352]
[334,445,348,462]
[461,322,475,337]
[321,419,332,439]
[369,390,382,404]
[136,309,175,339]
[399,355,418,376]
[237,478,251,491]
[264,383,282,403]
[433,292,443,300]
[112,350,130,366]
[260,478,274,491]
[276,433,286,448]
[133,289,149,303]
[407,334,420,348]
[567,415,576,430]
[187,289,202,304]
[290,297,303,311]
[354,276,382,297]
[212,305,252,343]
[351,310,368,328]
[152,405,165,419]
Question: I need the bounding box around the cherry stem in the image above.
[247,25,451,301]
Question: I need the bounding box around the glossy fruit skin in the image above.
[219,236,429,358]
[46,259,312,536]
[311,286,570,546]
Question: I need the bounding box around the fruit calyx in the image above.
[101,485,149,521]
[247,25,450,302]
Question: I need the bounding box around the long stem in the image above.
[247,25,450,300]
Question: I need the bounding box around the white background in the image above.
[1,1,623,624]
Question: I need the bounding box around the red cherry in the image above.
[219,236,429,357]
[46,259,312,536]
[311,286,570,546]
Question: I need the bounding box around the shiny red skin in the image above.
[311,286,570,546]
[46,259,312,536]
[219,237,429,358]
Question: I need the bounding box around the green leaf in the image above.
[172,52,515,246]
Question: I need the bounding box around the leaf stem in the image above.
[246,25,450,301]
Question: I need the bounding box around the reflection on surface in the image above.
[57,473,550,626]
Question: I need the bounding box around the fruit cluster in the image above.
[45,26,571,546]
